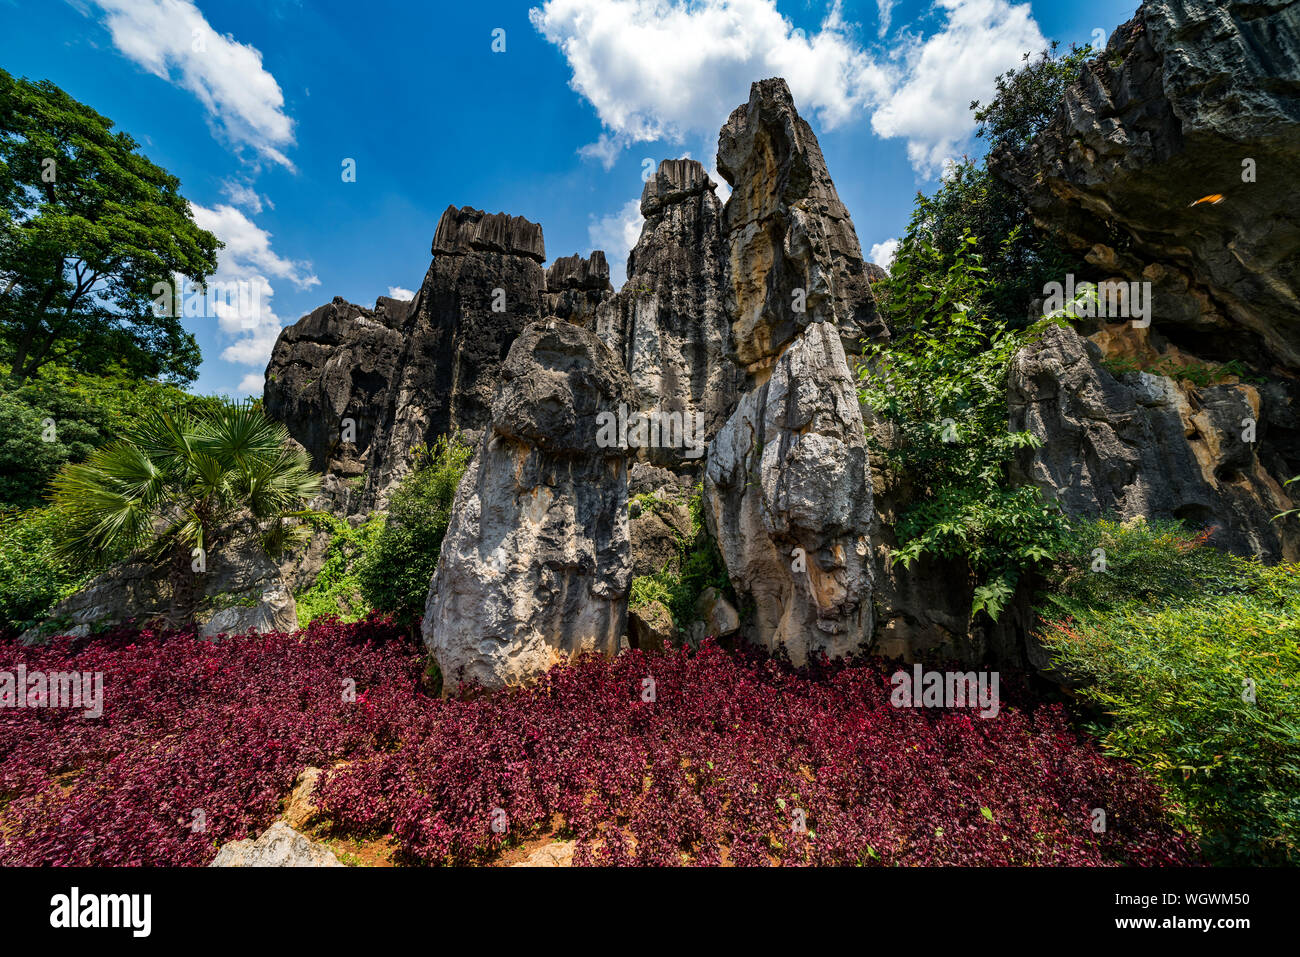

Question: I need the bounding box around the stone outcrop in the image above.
[432,205,546,260]
[361,206,550,505]
[19,528,298,644]
[717,78,888,371]
[264,296,407,483]
[628,600,675,652]
[597,159,745,468]
[993,0,1300,373]
[1009,322,1298,560]
[423,321,634,693]
[704,321,874,664]
[267,207,619,509]
[545,251,612,327]
[209,822,342,867]
[701,80,880,665]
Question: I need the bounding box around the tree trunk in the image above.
[166,543,203,630]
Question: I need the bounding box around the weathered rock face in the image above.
[264,296,407,482]
[597,159,745,468]
[266,206,584,509]
[627,600,675,653]
[545,251,612,327]
[1009,322,1299,560]
[704,321,874,664]
[423,321,634,693]
[717,78,888,371]
[361,206,550,505]
[993,0,1300,373]
[20,529,299,644]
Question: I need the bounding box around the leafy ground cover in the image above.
[0,616,1195,866]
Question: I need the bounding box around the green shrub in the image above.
[294,514,384,627]
[859,232,1068,620]
[0,506,108,637]
[357,433,474,629]
[628,489,731,630]
[1038,518,1300,864]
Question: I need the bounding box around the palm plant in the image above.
[49,401,321,626]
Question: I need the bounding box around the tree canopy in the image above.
[0,68,220,383]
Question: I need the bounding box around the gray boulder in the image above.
[209,822,342,867]
[423,321,634,693]
[20,527,298,644]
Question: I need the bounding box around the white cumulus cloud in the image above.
[89,0,296,169]
[531,0,893,169]
[188,203,318,376]
[531,0,1045,179]
[868,237,899,268]
[588,198,645,288]
[871,0,1045,176]
[387,286,415,301]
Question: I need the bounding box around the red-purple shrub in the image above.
[0,614,426,865]
[0,620,1198,866]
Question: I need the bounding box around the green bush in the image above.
[1038,518,1300,865]
[628,489,731,630]
[859,232,1067,620]
[357,433,474,629]
[294,514,384,627]
[0,506,108,637]
[0,363,223,510]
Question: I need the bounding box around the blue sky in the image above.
[1,0,1138,397]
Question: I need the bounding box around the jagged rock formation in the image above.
[993,0,1300,373]
[716,78,888,371]
[266,206,574,508]
[987,0,1300,566]
[1010,323,1298,560]
[361,206,550,505]
[264,296,407,481]
[705,321,874,664]
[702,80,880,665]
[596,159,745,467]
[423,321,634,693]
[545,251,612,327]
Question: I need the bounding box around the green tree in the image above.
[859,232,1067,620]
[883,45,1093,324]
[0,361,223,510]
[48,402,320,626]
[0,68,219,383]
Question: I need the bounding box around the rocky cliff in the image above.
[266,207,618,509]
[258,38,1296,684]
[992,0,1300,560]
[994,0,1300,373]
[596,158,745,468]
[717,77,888,370]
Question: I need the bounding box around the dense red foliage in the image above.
[0,617,1197,866]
